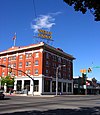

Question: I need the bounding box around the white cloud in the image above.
[31,12,62,33]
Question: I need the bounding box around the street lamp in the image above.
[56,65,66,96]
[0,64,34,96]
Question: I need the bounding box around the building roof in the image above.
[0,42,75,60]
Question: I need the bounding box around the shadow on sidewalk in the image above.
[1,106,100,115]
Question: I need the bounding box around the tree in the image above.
[64,0,100,21]
[1,75,15,87]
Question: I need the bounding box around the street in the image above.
[0,95,100,115]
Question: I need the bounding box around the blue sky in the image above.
[0,0,100,81]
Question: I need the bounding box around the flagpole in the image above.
[13,32,16,47]
[14,39,15,47]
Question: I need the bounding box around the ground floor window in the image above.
[63,82,66,92]
[58,82,61,92]
[52,81,56,92]
[44,79,50,92]
[24,80,30,91]
[68,83,72,92]
[17,80,22,91]
[34,80,39,92]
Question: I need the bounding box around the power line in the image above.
[33,0,37,18]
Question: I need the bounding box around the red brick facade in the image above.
[0,42,75,95]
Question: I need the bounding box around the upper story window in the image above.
[35,69,38,74]
[3,57,6,62]
[35,60,39,66]
[58,57,61,63]
[26,53,32,59]
[26,61,31,66]
[2,72,5,76]
[12,56,16,60]
[19,62,22,68]
[13,63,16,67]
[18,71,22,76]
[46,69,49,74]
[46,53,49,59]
[19,55,23,60]
[8,64,11,67]
[46,60,49,66]
[26,69,31,75]
[8,57,11,61]
[35,52,39,58]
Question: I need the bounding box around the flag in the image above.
[13,33,16,40]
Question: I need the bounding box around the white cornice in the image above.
[0,42,44,55]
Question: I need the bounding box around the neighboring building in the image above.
[0,42,75,95]
[73,76,100,95]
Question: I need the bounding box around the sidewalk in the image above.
[4,93,55,97]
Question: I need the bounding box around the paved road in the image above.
[0,95,100,115]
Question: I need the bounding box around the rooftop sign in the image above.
[38,29,52,40]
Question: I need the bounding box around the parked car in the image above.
[0,90,5,99]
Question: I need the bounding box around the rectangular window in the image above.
[35,69,38,74]
[19,62,22,67]
[63,82,66,92]
[58,57,61,63]
[68,83,72,92]
[17,80,22,91]
[44,79,50,92]
[52,81,56,92]
[46,69,48,73]
[26,70,31,75]
[8,57,11,61]
[3,57,6,62]
[2,72,5,76]
[58,82,61,92]
[18,71,22,76]
[8,64,11,67]
[26,61,31,66]
[35,52,39,58]
[13,63,16,67]
[25,53,32,59]
[26,54,29,58]
[24,80,30,91]
[35,60,39,65]
[34,80,39,92]
[46,60,49,66]
[12,56,16,60]
[46,52,49,59]
[19,55,23,60]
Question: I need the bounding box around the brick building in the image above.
[0,42,75,95]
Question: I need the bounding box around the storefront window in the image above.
[52,81,56,92]
[34,80,39,92]
[58,82,61,92]
[63,82,66,92]
[44,79,50,92]
[68,83,72,92]
[17,80,22,91]
[24,80,30,91]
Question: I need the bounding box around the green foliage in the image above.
[64,0,100,21]
[0,75,15,86]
